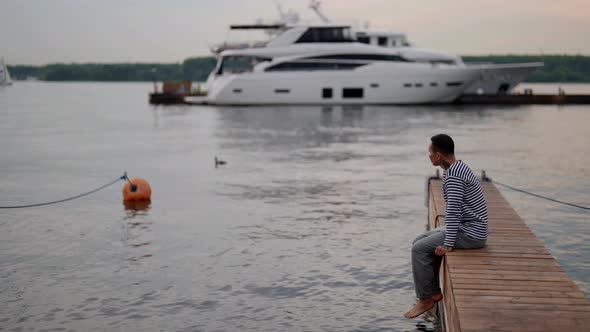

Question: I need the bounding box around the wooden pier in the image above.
[454,93,590,105]
[149,81,207,105]
[427,176,590,331]
[149,93,590,106]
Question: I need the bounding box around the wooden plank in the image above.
[479,241,546,247]
[456,302,590,313]
[451,278,578,288]
[447,256,560,266]
[426,178,590,332]
[455,294,590,309]
[449,269,567,277]
[450,273,574,282]
[458,308,590,332]
[441,258,461,332]
[453,289,588,299]
[450,247,549,254]
[446,264,563,272]
[452,283,578,292]
[451,253,553,259]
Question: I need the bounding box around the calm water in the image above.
[1,82,589,332]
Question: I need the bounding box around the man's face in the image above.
[428,144,441,166]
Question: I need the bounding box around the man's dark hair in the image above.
[431,134,455,155]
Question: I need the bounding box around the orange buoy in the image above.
[122,178,152,202]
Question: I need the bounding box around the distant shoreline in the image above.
[7,55,590,83]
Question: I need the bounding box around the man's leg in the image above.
[454,231,486,250]
[412,227,443,245]
[404,229,445,318]
[411,227,445,297]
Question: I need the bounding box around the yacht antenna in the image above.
[309,0,331,23]
[274,0,286,21]
[273,1,300,25]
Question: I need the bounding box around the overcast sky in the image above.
[2,0,589,65]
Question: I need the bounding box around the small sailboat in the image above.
[0,58,13,86]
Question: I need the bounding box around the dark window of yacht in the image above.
[498,83,510,94]
[403,83,412,88]
[357,36,370,44]
[378,37,388,46]
[323,88,333,99]
[446,82,463,87]
[296,27,355,43]
[275,89,290,94]
[431,60,456,65]
[415,83,423,87]
[370,83,379,88]
[430,82,438,87]
[265,62,365,72]
[342,88,364,98]
[218,56,271,75]
[305,54,408,62]
[233,88,242,93]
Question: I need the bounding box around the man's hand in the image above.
[434,246,453,256]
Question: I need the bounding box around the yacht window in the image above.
[415,83,423,87]
[265,61,365,72]
[357,36,370,44]
[296,27,355,43]
[275,89,290,94]
[342,88,364,98]
[233,88,242,93]
[217,56,271,75]
[498,83,510,93]
[446,82,463,87]
[430,82,438,87]
[403,83,412,88]
[370,83,379,88]
[322,88,333,99]
[378,37,388,46]
[430,60,456,65]
[305,54,408,62]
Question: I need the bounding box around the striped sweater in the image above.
[442,160,488,248]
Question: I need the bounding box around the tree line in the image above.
[462,55,590,82]
[7,55,590,82]
[8,57,217,82]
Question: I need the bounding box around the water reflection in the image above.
[122,201,153,262]
[213,105,520,148]
[123,200,151,215]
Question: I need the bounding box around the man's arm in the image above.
[443,176,465,248]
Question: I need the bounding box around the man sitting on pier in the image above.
[404,134,488,319]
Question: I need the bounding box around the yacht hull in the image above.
[206,63,481,105]
[463,62,543,94]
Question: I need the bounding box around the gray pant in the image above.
[411,227,486,299]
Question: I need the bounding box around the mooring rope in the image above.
[491,179,590,211]
[0,173,128,209]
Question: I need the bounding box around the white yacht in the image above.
[202,25,482,105]
[205,1,542,100]
[0,58,13,86]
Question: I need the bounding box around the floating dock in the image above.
[149,81,207,105]
[455,93,590,105]
[149,93,590,106]
[427,175,590,331]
